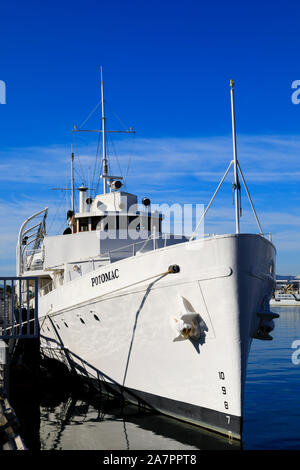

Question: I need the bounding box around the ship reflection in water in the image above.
[39,393,240,451]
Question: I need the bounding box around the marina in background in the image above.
[270,276,300,306]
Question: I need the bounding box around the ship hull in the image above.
[39,233,276,440]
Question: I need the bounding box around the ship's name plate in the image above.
[91,269,119,287]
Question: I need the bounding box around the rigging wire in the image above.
[105,99,136,188]
[72,132,87,184]
[70,96,136,197]
[75,98,103,192]
[47,162,71,234]
[94,160,103,196]
[78,100,101,130]
[50,189,68,236]
[105,100,131,131]
[107,127,123,180]
[47,193,66,234]
[124,132,135,190]
[91,123,102,197]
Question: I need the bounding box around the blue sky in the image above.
[0,0,300,275]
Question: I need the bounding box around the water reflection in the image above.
[243,306,300,449]
[39,392,240,450]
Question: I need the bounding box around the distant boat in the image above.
[16,73,279,441]
[270,279,300,306]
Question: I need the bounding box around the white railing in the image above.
[104,232,188,263]
[39,280,53,297]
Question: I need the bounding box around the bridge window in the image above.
[79,219,89,232]
[91,216,104,230]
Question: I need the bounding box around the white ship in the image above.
[16,73,278,440]
[270,279,300,306]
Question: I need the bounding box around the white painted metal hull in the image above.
[39,233,275,439]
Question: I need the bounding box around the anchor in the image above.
[253,299,279,341]
[173,297,206,342]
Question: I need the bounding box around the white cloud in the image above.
[0,133,300,274]
[1,134,300,185]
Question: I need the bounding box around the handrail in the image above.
[39,280,53,296]
[17,207,48,275]
[103,231,185,258]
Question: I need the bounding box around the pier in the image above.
[0,276,39,450]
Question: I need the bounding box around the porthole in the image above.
[94,314,100,321]
[64,322,68,328]
[80,318,85,324]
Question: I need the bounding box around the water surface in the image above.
[243,306,300,449]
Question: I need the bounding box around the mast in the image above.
[101,67,108,194]
[189,79,263,241]
[230,79,240,234]
[72,68,135,195]
[71,148,75,211]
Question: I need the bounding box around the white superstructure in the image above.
[16,74,279,440]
